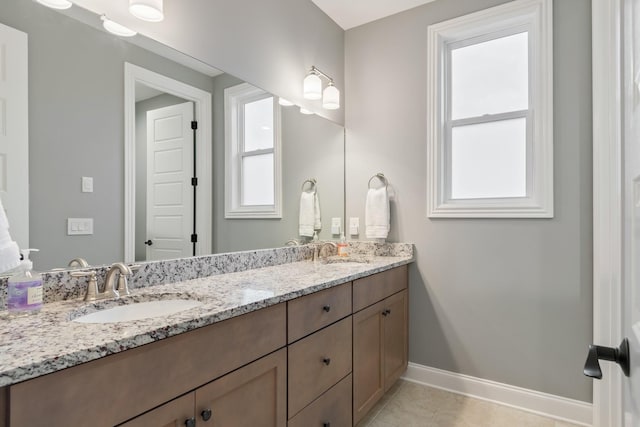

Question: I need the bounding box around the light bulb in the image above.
[36,0,72,9]
[322,83,340,110]
[303,73,322,100]
[101,16,137,37]
[129,0,164,22]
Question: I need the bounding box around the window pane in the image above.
[451,118,526,199]
[451,32,528,119]
[244,97,274,151]
[242,153,274,205]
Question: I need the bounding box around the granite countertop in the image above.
[0,255,412,387]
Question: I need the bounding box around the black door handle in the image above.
[144,240,153,246]
[584,338,630,379]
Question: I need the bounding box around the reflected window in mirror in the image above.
[225,83,282,218]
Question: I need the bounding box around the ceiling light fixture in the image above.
[36,0,73,10]
[303,66,340,110]
[278,98,294,106]
[129,0,164,22]
[101,15,137,37]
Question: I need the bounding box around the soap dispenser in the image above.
[7,249,43,316]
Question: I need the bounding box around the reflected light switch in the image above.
[82,177,93,193]
[68,218,93,235]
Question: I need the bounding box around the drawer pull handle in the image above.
[185,417,196,427]
[382,309,391,316]
[323,305,331,312]
[323,357,331,366]
[323,422,331,427]
[201,409,212,421]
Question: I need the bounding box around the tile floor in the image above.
[357,380,583,427]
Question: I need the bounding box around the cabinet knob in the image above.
[201,408,213,421]
[184,417,196,427]
[323,422,331,427]
[144,239,153,246]
[382,309,391,316]
[323,305,331,312]
[323,357,331,366]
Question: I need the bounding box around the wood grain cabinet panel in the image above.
[288,316,352,418]
[117,392,195,427]
[287,374,352,427]
[287,282,352,343]
[353,265,407,313]
[196,349,287,427]
[353,290,408,425]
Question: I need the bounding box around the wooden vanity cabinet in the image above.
[7,303,286,427]
[121,349,287,427]
[352,266,408,425]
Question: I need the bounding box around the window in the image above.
[426,0,553,218]
[225,83,282,218]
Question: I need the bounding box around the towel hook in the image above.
[368,173,389,189]
[301,178,317,192]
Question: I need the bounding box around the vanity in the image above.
[0,244,412,426]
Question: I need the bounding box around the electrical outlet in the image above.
[349,217,359,236]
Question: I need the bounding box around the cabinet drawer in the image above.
[9,303,286,427]
[288,282,352,343]
[288,316,352,418]
[353,265,407,312]
[287,374,352,427]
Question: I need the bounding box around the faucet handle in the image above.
[70,270,99,302]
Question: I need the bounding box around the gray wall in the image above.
[211,74,344,253]
[135,93,189,261]
[345,0,593,402]
[73,0,345,124]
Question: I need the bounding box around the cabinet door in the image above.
[352,300,385,425]
[383,290,408,391]
[195,349,287,427]
[117,392,195,427]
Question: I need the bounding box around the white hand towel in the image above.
[0,198,20,273]
[299,191,316,237]
[314,192,321,231]
[365,186,390,239]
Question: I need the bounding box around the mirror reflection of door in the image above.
[135,85,193,262]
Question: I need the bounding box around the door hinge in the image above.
[191,121,198,130]
[191,234,198,243]
[191,177,198,186]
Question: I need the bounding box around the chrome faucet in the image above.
[104,263,136,298]
[285,239,301,246]
[313,242,338,262]
[71,263,139,302]
[68,257,89,268]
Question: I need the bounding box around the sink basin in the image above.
[71,294,203,324]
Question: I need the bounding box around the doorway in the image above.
[124,63,212,262]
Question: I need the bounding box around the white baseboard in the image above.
[402,363,592,426]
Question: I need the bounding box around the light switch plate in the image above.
[67,218,93,235]
[349,217,359,236]
[81,177,93,193]
[331,217,341,235]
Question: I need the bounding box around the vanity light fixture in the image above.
[129,0,164,22]
[299,107,314,115]
[101,15,137,38]
[36,0,72,10]
[303,66,340,110]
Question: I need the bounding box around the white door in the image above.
[145,101,194,261]
[623,1,640,423]
[0,23,28,249]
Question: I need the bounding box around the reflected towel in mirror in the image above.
[0,197,21,273]
[299,191,321,237]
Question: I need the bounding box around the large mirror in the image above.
[0,0,344,270]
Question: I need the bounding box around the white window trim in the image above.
[426,0,553,218]
[225,82,282,218]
